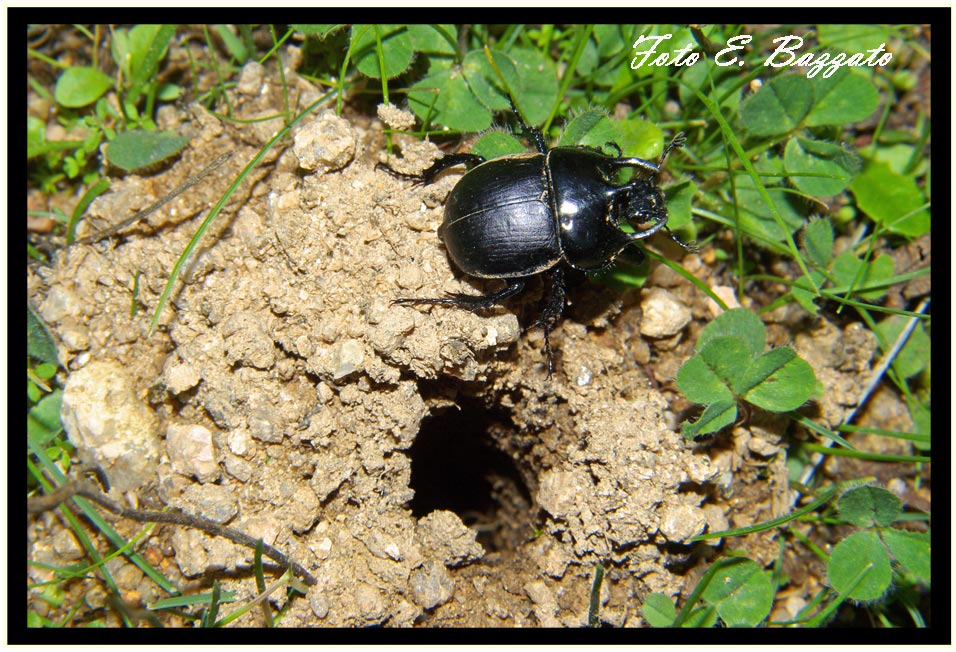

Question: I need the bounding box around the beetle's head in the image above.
[613,178,669,239]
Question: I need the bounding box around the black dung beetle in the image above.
[386,107,688,376]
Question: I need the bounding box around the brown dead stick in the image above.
[28,480,317,587]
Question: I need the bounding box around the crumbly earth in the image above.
[27,62,892,628]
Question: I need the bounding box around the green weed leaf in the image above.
[881,528,930,585]
[828,530,893,602]
[106,130,188,172]
[407,24,457,55]
[784,137,860,198]
[682,399,737,439]
[874,315,931,379]
[28,303,59,365]
[471,131,526,160]
[124,25,176,107]
[54,66,113,108]
[681,604,718,627]
[739,74,813,137]
[849,160,930,238]
[700,558,774,627]
[837,486,902,528]
[28,389,63,446]
[740,347,819,412]
[407,63,492,132]
[696,308,766,356]
[559,109,610,147]
[801,217,835,269]
[676,354,736,405]
[642,593,676,627]
[698,336,755,387]
[805,69,880,127]
[505,48,560,128]
[733,179,809,243]
[791,270,827,314]
[351,25,414,80]
[831,251,895,300]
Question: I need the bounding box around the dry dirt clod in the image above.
[292,110,357,174]
[639,287,693,339]
[409,559,456,610]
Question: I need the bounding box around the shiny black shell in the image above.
[438,146,666,279]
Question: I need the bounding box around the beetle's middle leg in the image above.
[533,267,567,378]
[393,278,526,312]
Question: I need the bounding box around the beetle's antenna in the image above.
[658,133,686,168]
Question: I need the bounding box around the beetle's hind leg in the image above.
[418,154,486,184]
[393,278,525,312]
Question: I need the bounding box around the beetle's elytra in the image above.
[385,106,688,377]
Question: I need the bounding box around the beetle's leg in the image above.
[625,212,669,242]
[378,153,485,186]
[417,154,486,185]
[606,156,661,177]
[393,278,525,312]
[532,267,567,378]
[606,132,686,177]
[664,226,699,252]
[603,141,623,157]
[506,96,548,154]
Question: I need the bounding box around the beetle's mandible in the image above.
[385,107,688,376]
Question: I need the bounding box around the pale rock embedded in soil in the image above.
[166,423,220,483]
[59,360,161,493]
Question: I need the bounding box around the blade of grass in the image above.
[691,477,875,542]
[66,177,111,244]
[124,24,176,113]
[800,442,930,464]
[683,79,819,295]
[27,438,181,596]
[253,540,274,627]
[644,248,729,311]
[588,563,605,627]
[148,90,334,336]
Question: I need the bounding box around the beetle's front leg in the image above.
[606,132,687,178]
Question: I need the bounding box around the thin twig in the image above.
[28,480,317,587]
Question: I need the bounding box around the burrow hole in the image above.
[408,398,535,555]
